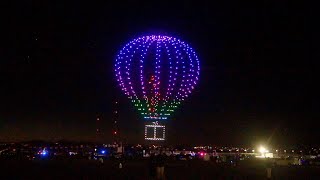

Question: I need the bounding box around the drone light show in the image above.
[115,35,200,141]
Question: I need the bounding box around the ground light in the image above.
[38,148,48,158]
[259,146,268,154]
[256,146,271,158]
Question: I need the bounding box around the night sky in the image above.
[1,1,318,146]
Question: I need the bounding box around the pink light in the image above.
[115,35,200,119]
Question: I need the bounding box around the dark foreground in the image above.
[1,159,320,180]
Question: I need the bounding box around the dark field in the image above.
[1,159,320,180]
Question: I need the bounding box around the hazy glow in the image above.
[259,146,267,153]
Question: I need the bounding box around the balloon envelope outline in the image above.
[115,35,200,120]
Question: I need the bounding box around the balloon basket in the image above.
[144,121,166,141]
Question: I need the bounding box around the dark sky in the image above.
[0,1,318,146]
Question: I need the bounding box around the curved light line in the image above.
[115,35,200,120]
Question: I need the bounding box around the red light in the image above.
[114,131,117,135]
[200,153,204,156]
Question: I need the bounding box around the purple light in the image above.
[115,35,200,120]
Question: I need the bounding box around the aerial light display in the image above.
[114,35,200,141]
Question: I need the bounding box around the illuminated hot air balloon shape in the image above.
[115,35,200,121]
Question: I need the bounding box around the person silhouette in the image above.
[149,153,156,179]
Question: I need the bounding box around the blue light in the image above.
[101,150,105,154]
[40,149,48,156]
[115,35,200,120]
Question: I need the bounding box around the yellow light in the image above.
[259,146,267,153]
